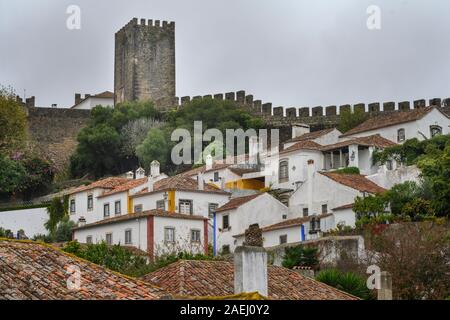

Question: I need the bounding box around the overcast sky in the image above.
[1,0,449,108]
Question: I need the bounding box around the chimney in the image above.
[147,176,154,193]
[205,154,213,171]
[75,93,82,105]
[292,124,310,139]
[234,224,268,297]
[307,159,315,214]
[150,160,160,177]
[126,171,134,179]
[198,172,204,190]
[135,167,145,179]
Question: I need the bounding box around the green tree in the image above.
[136,128,170,169]
[338,108,368,133]
[53,216,76,242]
[45,196,68,235]
[0,155,26,194]
[353,194,388,219]
[0,86,28,154]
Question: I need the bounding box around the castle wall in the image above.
[114,18,176,109]
[26,107,91,170]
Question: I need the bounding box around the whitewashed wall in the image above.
[344,108,449,142]
[69,188,104,224]
[367,165,421,189]
[153,216,205,256]
[0,207,48,238]
[215,193,288,252]
[72,97,114,110]
[73,218,148,250]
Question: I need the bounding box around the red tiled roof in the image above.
[179,162,231,177]
[0,240,170,300]
[68,177,130,195]
[320,172,386,194]
[280,140,323,154]
[72,209,207,231]
[321,134,397,151]
[285,128,336,144]
[142,260,357,300]
[340,107,446,137]
[332,203,354,211]
[215,193,263,213]
[97,177,147,198]
[132,175,230,198]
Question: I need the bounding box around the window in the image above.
[279,159,289,183]
[321,204,328,214]
[191,229,201,243]
[105,233,113,245]
[125,229,132,245]
[103,203,110,217]
[156,200,165,210]
[222,215,230,230]
[309,217,321,234]
[214,172,220,182]
[397,128,405,142]
[70,199,76,214]
[303,208,309,217]
[386,160,393,170]
[222,245,230,254]
[86,236,92,244]
[179,199,193,215]
[134,204,143,213]
[164,227,175,243]
[115,201,121,215]
[279,235,287,245]
[208,203,218,218]
[282,214,287,220]
[430,125,442,137]
[87,194,93,211]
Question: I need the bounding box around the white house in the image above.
[72,209,208,258]
[214,192,288,254]
[283,127,342,150]
[340,106,450,143]
[71,91,114,110]
[233,213,335,248]
[288,159,386,228]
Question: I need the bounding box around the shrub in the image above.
[316,269,374,299]
[282,245,318,269]
[333,167,360,174]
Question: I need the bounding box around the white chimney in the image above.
[205,154,213,171]
[292,124,310,139]
[150,160,160,177]
[198,172,204,190]
[307,159,315,214]
[147,176,154,193]
[135,167,145,179]
[126,171,134,179]
[234,246,268,297]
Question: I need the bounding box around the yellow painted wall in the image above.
[127,192,133,214]
[225,179,264,190]
[168,190,175,213]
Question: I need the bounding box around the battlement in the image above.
[175,90,450,120]
[115,17,175,35]
[16,95,35,108]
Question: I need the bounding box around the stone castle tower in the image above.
[114,18,176,109]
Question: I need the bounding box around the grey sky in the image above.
[1,0,449,108]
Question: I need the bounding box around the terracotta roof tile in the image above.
[68,177,130,195]
[72,209,207,231]
[132,175,229,198]
[341,107,446,137]
[0,240,170,300]
[332,203,354,211]
[143,260,357,300]
[97,177,147,198]
[321,134,397,151]
[285,128,335,144]
[320,172,386,194]
[216,193,263,213]
[280,140,323,154]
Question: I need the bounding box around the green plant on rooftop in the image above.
[282,245,319,269]
[337,108,368,133]
[315,269,374,300]
[332,166,360,174]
